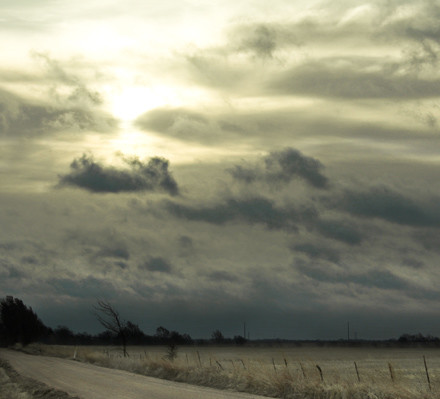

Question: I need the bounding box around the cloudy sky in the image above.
[2,0,440,340]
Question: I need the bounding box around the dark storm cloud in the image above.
[140,257,172,273]
[49,276,118,298]
[268,60,440,99]
[21,255,38,264]
[295,261,410,291]
[208,271,238,282]
[178,235,195,257]
[115,261,128,269]
[58,154,179,195]
[178,235,193,249]
[229,148,328,188]
[291,243,340,263]
[95,246,130,260]
[414,230,440,252]
[0,88,116,137]
[350,270,411,291]
[229,147,328,189]
[164,197,316,230]
[340,186,440,227]
[0,259,25,280]
[316,219,363,245]
[402,257,424,269]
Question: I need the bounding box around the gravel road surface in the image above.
[0,349,269,399]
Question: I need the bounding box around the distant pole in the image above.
[244,322,246,338]
[347,321,350,341]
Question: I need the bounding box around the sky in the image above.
[1,0,440,340]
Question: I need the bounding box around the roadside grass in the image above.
[16,344,439,399]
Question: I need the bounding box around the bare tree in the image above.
[93,300,128,357]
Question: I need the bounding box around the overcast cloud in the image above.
[1,0,440,340]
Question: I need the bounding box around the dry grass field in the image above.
[20,343,440,399]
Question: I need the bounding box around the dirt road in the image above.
[0,349,269,399]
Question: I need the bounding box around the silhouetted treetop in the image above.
[0,296,48,346]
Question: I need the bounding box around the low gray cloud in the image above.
[0,88,116,137]
[267,60,440,99]
[179,1,440,101]
[234,24,280,59]
[296,261,411,291]
[0,259,26,280]
[58,154,179,195]
[228,1,440,51]
[316,219,363,245]
[208,271,238,282]
[402,257,424,269]
[135,107,226,144]
[49,276,118,298]
[165,197,316,230]
[140,257,172,273]
[115,261,128,269]
[31,52,105,105]
[414,230,440,252]
[340,186,440,227]
[135,104,440,152]
[349,270,411,291]
[229,21,304,59]
[0,53,117,138]
[379,1,440,44]
[405,41,440,71]
[96,246,130,260]
[178,235,195,257]
[229,147,328,189]
[291,243,340,263]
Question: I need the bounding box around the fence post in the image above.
[423,355,432,391]
[388,362,395,383]
[354,361,360,382]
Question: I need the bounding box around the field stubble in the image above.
[21,344,440,399]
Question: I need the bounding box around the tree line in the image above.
[0,296,246,349]
[3,296,435,349]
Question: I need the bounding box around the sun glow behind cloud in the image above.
[110,86,171,122]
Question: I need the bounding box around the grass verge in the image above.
[16,344,439,399]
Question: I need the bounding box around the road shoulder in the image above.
[0,356,80,399]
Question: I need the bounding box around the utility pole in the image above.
[347,321,350,341]
[244,322,246,338]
